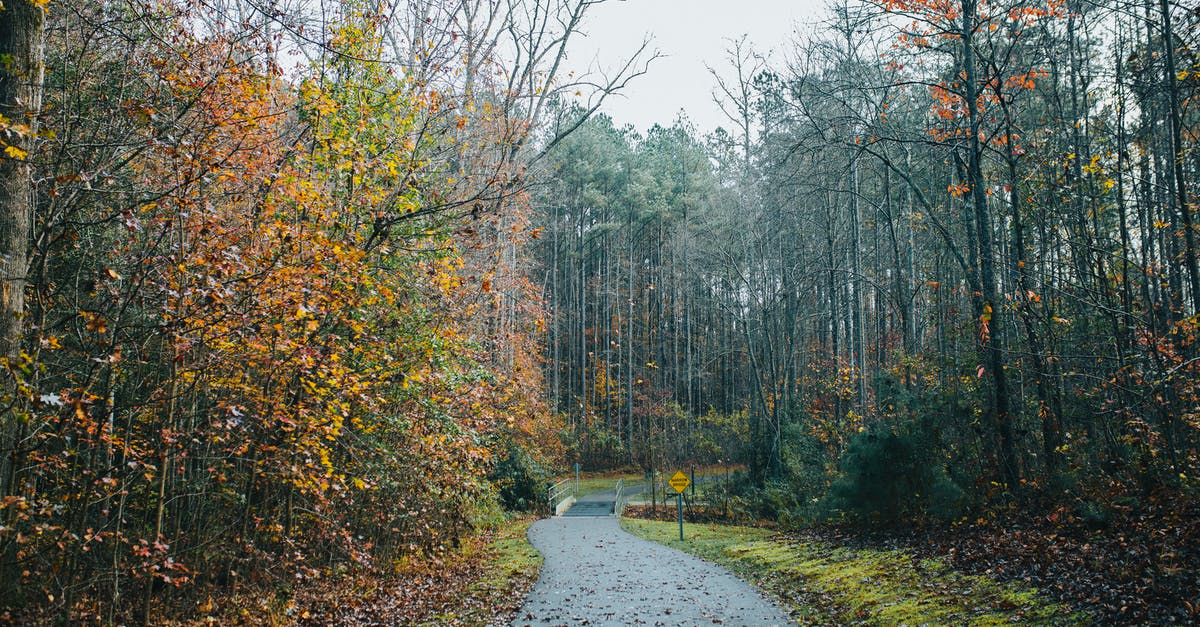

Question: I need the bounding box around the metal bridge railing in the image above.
[615,479,642,516]
[547,479,573,513]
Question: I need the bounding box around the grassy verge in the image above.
[621,518,1087,626]
[554,471,644,497]
[422,516,543,626]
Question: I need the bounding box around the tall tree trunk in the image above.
[1005,141,1064,476]
[0,1,41,357]
[0,0,45,528]
[1157,0,1199,314]
[962,0,1018,487]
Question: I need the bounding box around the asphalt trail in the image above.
[511,506,792,626]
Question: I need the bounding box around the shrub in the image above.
[824,425,966,524]
[490,443,550,512]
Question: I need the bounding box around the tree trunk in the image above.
[0,0,45,520]
[962,0,1018,487]
[0,0,41,358]
[1157,0,1199,314]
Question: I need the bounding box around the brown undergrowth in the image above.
[246,515,540,626]
[625,493,1200,624]
[1,516,540,626]
[836,493,1200,625]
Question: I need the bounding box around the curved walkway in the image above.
[511,512,792,626]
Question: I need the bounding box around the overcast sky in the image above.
[565,0,829,136]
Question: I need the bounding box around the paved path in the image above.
[511,513,792,626]
[561,489,615,517]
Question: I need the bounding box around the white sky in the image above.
[566,0,829,136]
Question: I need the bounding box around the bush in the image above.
[780,418,830,503]
[824,425,966,524]
[490,443,550,512]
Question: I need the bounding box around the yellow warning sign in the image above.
[668,470,690,493]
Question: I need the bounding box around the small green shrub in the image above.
[489,443,549,512]
[824,425,966,523]
[739,479,802,521]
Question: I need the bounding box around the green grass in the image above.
[472,516,542,595]
[621,518,1088,626]
[554,470,645,497]
[561,465,742,500]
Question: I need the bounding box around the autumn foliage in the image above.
[0,1,560,622]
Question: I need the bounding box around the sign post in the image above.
[668,470,691,540]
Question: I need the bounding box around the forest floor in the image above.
[148,486,1195,625]
[152,516,543,626]
[290,517,541,626]
[620,510,1082,625]
[624,497,1200,625]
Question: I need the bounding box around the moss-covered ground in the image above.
[621,518,1088,626]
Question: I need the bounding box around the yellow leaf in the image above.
[4,145,27,160]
